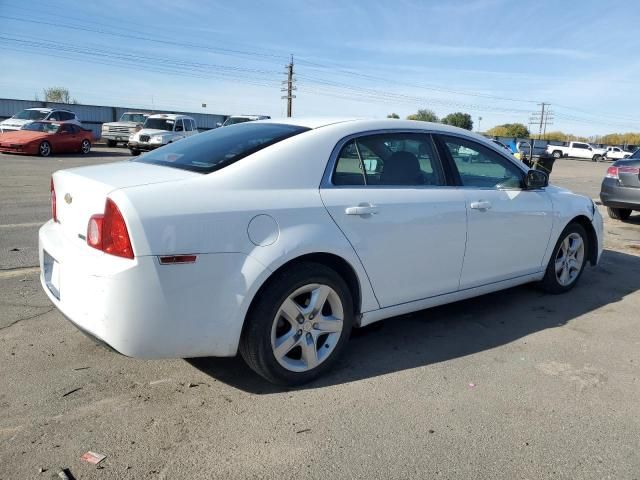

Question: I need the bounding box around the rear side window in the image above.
[184,119,193,131]
[333,133,445,186]
[134,123,309,173]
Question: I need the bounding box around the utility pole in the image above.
[529,102,552,140]
[478,116,482,133]
[281,55,296,117]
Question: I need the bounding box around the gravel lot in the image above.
[1,149,639,479]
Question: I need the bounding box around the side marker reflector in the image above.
[159,255,197,265]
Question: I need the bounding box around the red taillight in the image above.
[86,198,134,259]
[606,166,618,179]
[50,177,57,222]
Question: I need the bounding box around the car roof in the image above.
[147,113,193,119]
[259,117,491,137]
[24,107,74,113]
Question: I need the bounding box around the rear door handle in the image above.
[345,204,379,216]
[470,200,492,210]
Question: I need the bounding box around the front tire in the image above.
[129,148,140,156]
[552,150,562,159]
[38,141,51,157]
[106,139,116,147]
[539,223,588,294]
[607,207,632,220]
[240,262,354,386]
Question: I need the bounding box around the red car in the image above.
[0,121,93,157]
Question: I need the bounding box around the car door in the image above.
[58,124,77,151]
[435,134,554,289]
[183,118,193,137]
[320,131,467,308]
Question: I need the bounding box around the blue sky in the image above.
[0,0,639,135]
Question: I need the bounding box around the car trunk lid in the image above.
[53,161,200,243]
[613,160,640,188]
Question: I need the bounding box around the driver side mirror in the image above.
[525,169,548,189]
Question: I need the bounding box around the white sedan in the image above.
[39,119,603,385]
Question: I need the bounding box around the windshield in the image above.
[223,117,251,126]
[22,122,60,133]
[13,109,48,120]
[121,113,147,123]
[134,122,309,173]
[143,118,175,131]
[630,149,640,159]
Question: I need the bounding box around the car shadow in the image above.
[187,249,640,394]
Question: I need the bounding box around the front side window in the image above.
[58,111,74,121]
[439,135,524,189]
[134,122,309,173]
[175,119,184,132]
[333,133,445,187]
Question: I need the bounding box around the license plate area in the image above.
[43,251,61,299]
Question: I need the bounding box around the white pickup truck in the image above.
[605,146,633,160]
[546,141,607,162]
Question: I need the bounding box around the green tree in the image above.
[407,109,438,122]
[486,123,530,138]
[441,112,473,130]
[387,113,400,119]
[43,87,78,104]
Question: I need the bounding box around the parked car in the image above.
[127,114,198,155]
[599,150,640,220]
[0,121,93,157]
[547,141,606,162]
[40,119,603,385]
[605,146,633,160]
[101,112,149,147]
[0,108,81,132]
[217,115,271,127]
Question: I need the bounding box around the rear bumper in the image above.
[39,220,269,358]
[600,179,640,210]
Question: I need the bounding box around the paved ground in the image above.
[1,150,639,479]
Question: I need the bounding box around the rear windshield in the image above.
[629,149,640,160]
[133,122,309,173]
[14,109,48,120]
[222,117,251,126]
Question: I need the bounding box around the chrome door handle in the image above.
[345,204,379,216]
[470,200,492,210]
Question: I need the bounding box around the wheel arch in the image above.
[567,215,598,265]
[244,252,364,331]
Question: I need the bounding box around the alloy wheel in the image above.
[39,142,51,157]
[81,140,91,154]
[270,283,344,373]
[554,232,585,286]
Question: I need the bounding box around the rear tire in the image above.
[129,149,140,156]
[539,223,588,294]
[607,207,632,220]
[592,155,602,162]
[552,150,562,159]
[80,139,91,154]
[106,139,116,147]
[240,262,354,386]
[38,141,51,157]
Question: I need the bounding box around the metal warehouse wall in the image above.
[0,98,228,139]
